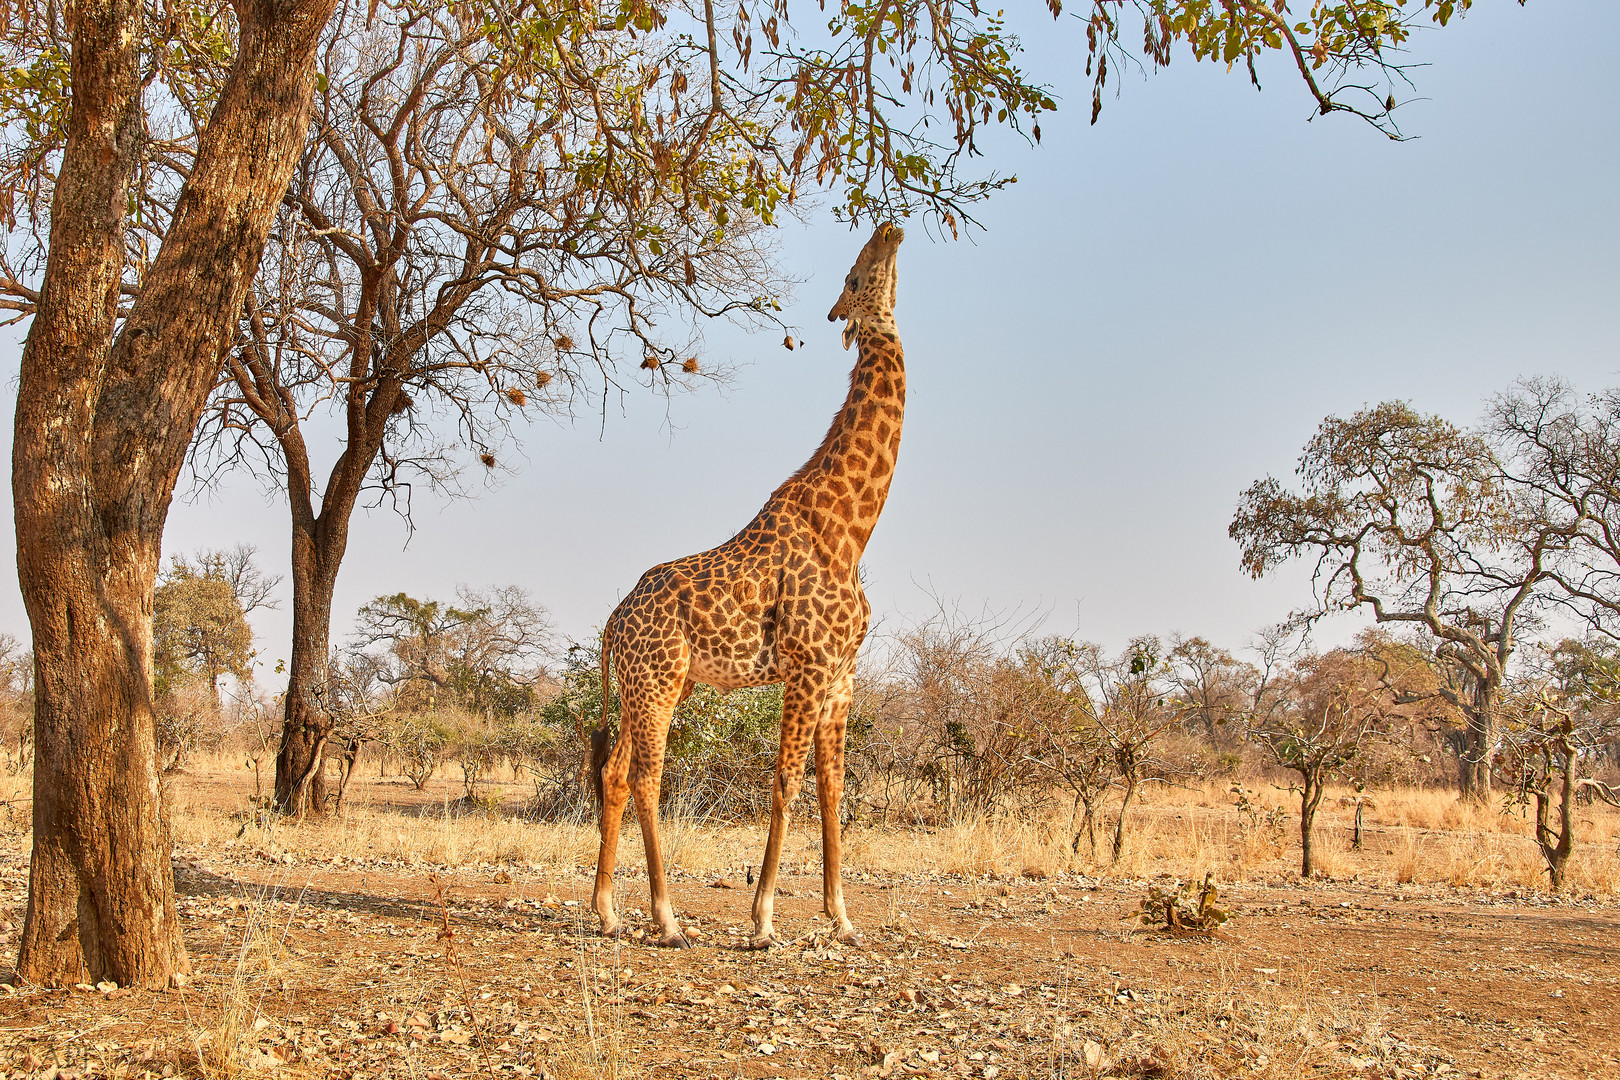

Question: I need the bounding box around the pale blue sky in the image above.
[3,1,1617,674]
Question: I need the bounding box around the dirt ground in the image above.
[0,770,1616,1080]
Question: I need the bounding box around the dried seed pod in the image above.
[783,335,795,351]
[480,453,496,468]
[681,357,699,374]
[641,356,660,371]
[505,388,527,407]
[535,371,553,388]
[554,334,575,352]
[389,392,414,416]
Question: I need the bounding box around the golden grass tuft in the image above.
[159,768,1620,899]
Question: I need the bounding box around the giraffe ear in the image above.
[841,318,859,350]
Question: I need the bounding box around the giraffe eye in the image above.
[846,274,859,290]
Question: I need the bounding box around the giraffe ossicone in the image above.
[588,222,907,950]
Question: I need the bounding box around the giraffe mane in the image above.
[782,358,864,486]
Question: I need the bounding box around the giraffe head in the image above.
[827,221,904,349]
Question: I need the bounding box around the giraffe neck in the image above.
[774,314,906,558]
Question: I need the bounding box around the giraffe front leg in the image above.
[815,674,860,946]
[750,671,820,949]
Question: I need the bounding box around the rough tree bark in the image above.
[1457,674,1499,802]
[13,0,335,987]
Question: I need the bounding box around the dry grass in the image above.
[157,769,1620,903]
[839,779,1620,896]
[122,767,1620,901]
[187,878,307,1079]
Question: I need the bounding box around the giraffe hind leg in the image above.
[630,731,690,948]
[814,674,860,945]
[591,732,633,937]
[750,668,822,948]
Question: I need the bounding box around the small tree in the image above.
[1250,647,1395,878]
[1073,637,1181,861]
[1019,637,1113,859]
[1498,641,1620,892]
[1168,636,1255,747]
[351,588,552,715]
[378,713,451,792]
[153,559,256,703]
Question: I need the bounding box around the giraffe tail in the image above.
[586,629,615,807]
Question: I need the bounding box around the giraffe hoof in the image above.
[655,931,694,949]
[600,923,625,940]
[747,933,779,950]
[836,928,863,947]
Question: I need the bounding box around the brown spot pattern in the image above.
[589,223,907,949]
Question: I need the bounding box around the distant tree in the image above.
[1250,645,1397,878]
[1168,635,1254,745]
[1490,379,1620,632]
[1497,640,1620,891]
[1019,637,1114,860]
[380,713,452,793]
[153,560,256,702]
[151,553,265,770]
[351,587,553,716]
[1354,627,1464,787]
[1232,402,1556,801]
[891,609,1048,822]
[0,635,33,773]
[167,544,281,618]
[1071,636,1183,860]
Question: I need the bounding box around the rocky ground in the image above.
[0,772,1616,1080]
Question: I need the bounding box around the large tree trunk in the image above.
[1457,677,1497,802]
[13,0,336,987]
[265,378,382,814]
[273,510,342,813]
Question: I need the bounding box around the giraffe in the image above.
[588,221,906,949]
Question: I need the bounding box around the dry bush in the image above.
[156,680,226,772]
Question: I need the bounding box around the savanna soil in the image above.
[0,769,1616,1080]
